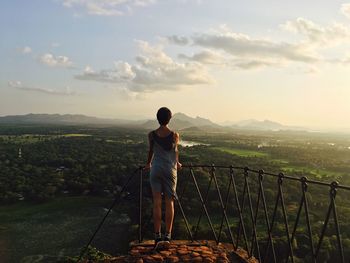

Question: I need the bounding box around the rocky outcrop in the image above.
[91,240,258,263]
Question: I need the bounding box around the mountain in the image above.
[0,113,220,130]
[0,113,141,126]
[172,113,219,127]
[0,113,305,132]
[224,119,304,131]
[140,112,221,130]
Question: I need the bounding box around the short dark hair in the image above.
[157,107,172,125]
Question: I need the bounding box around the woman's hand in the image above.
[144,163,152,171]
[177,161,182,170]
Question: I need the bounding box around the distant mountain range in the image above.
[225,119,304,131]
[0,113,305,132]
[0,113,142,126]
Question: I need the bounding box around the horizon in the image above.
[1,1,350,130]
[2,111,350,133]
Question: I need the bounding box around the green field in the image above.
[212,147,268,157]
[62,134,92,137]
[280,165,344,179]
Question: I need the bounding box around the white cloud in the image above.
[341,3,350,19]
[191,29,318,63]
[170,15,350,72]
[8,80,76,95]
[168,35,189,45]
[231,59,277,70]
[76,62,135,83]
[39,53,74,68]
[18,46,32,54]
[60,0,156,16]
[75,41,213,92]
[179,50,279,70]
[178,50,225,64]
[281,17,350,46]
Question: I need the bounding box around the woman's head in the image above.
[157,107,172,126]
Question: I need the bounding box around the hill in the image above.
[0,113,305,132]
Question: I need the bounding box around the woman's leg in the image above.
[165,195,174,235]
[152,191,162,234]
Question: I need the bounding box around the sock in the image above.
[165,232,171,239]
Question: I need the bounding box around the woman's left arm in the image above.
[175,132,182,169]
[144,132,154,170]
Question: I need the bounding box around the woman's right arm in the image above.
[144,132,154,170]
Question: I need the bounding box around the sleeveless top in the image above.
[151,130,177,168]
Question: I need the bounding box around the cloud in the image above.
[341,3,350,19]
[179,49,279,70]
[167,35,189,45]
[178,50,225,64]
[169,14,350,72]
[60,0,156,16]
[39,53,74,68]
[281,17,350,46]
[8,80,76,95]
[170,25,320,72]
[231,59,277,70]
[76,62,135,83]
[191,30,319,63]
[75,41,213,92]
[17,46,32,54]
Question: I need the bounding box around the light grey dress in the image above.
[149,131,177,198]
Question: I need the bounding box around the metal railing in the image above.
[78,164,350,262]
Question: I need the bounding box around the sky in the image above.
[1,0,350,130]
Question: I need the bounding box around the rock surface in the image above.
[96,240,258,263]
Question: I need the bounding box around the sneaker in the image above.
[161,235,171,249]
[153,237,162,250]
[163,235,171,243]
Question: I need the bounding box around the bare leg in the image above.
[165,195,174,235]
[152,191,162,234]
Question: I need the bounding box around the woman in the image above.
[144,107,181,248]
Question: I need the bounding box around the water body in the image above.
[179,140,208,147]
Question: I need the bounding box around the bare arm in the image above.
[174,132,182,169]
[144,132,154,170]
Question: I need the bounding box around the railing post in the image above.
[230,166,249,252]
[211,164,235,245]
[174,165,194,241]
[243,167,260,258]
[315,181,344,263]
[260,170,277,263]
[194,166,214,239]
[330,181,345,263]
[277,173,294,263]
[189,164,218,242]
[138,166,143,243]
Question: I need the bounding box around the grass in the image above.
[212,147,268,158]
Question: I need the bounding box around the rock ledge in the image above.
[101,240,258,263]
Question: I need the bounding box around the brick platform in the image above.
[106,240,258,263]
